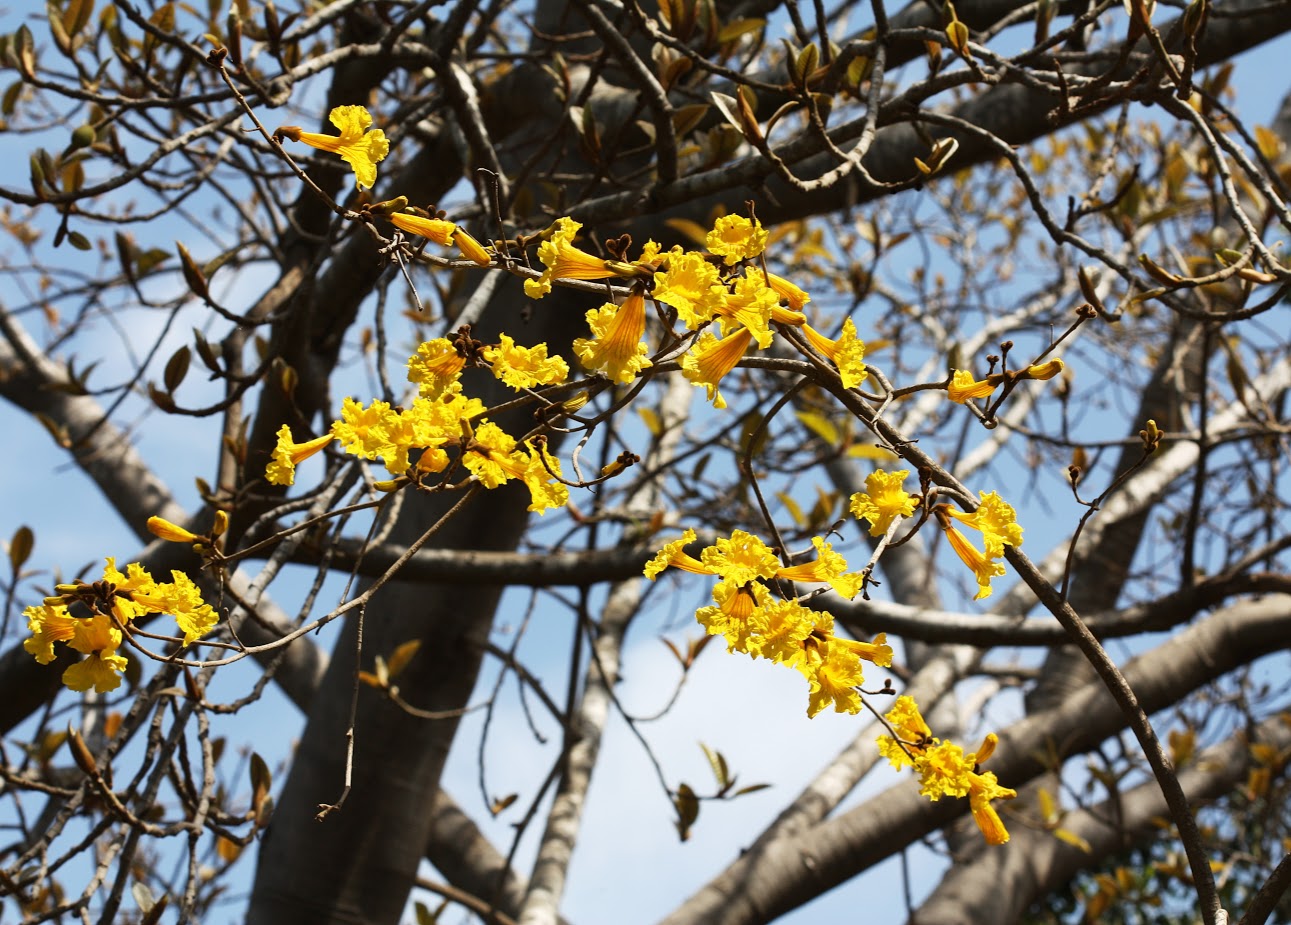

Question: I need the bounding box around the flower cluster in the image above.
[645,528,890,718]
[525,213,866,408]
[266,332,571,514]
[24,558,217,693]
[878,695,1016,844]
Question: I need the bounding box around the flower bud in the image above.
[147,516,201,544]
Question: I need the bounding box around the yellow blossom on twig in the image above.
[573,290,653,384]
[849,469,920,537]
[706,214,768,265]
[279,105,389,190]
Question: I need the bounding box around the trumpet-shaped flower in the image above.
[700,530,782,586]
[805,638,865,717]
[63,613,129,693]
[463,421,525,489]
[706,214,768,265]
[332,398,408,474]
[282,105,389,190]
[461,424,567,513]
[573,290,653,383]
[878,695,933,769]
[102,557,158,623]
[644,528,710,579]
[23,602,78,664]
[766,272,811,311]
[132,571,218,646]
[849,469,920,537]
[947,369,997,403]
[696,580,771,653]
[483,334,569,390]
[714,273,778,348]
[948,359,1066,404]
[878,695,1015,843]
[944,491,1024,557]
[407,338,466,400]
[520,441,570,514]
[651,251,722,329]
[682,328,754,409]
[400,392,483,475]
[267,425,335,486]
[146,516,201,544]
[915,741,976,799]
[835,632,894,667]
[774,536,865,599]
[525,218,619,299]
[969,769,1016,845]
[938,513,1007,600]
[389,211,492,266]
[803,319,868,389]
[746,597,817,668]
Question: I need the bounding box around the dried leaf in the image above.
[8,524,33,574]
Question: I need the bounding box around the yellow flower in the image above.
[644,528,711,579]
[407,338,466,400]
[137,572,217,646]
[463,421,525,489]
[102,558,157,623]
[713,273,778,348]
[524,217,623,299]
[23,602,78,664]
[944,491,1024,557]
[63,613,129,693]
[388,211,491,266]
[695,580,771,653]
[400,392,485,474]
[573,290,653,384]
[482,334,569,390]
[746,597,817,668]
[652,250,723,329]
[1026,358,1064,381]
[937,510,1007,600]
[947,369,996,403]
[835,632,894,667]
[805,638,864,717]
[849,469,920,537]
[519,441,570,514]
[765,272,811,311]
[332,397,409,474]
[282,105,390,190]
[774,536,865,598]
[706,214,768,265]
[915,741,975,799]
[969,769,1016,845]
[802,319,867,388]
[700,530,782,585]
[267,425,335,486]
[878,705,931,770]
[884,695,932,745]
[146,516,200,544]
[948,360,1066,404]
[681,327,754,409]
